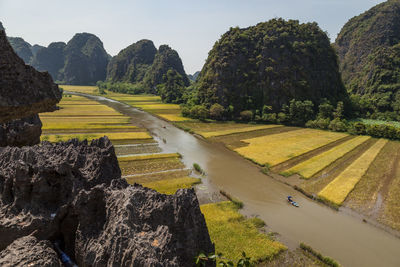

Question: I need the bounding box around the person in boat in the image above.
[287,196,293,202]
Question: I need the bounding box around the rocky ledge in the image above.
[0,137,214,266]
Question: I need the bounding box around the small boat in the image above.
[287,196,299,207]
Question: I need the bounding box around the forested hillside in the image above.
[194,18,347,119]
[336,0,400,120]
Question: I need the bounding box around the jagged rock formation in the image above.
[107,39,158,83]
[6,37,33,63]
[0,137,214,266]
[0,115,42,147]
[0,22,4,31]
[0,28,61,124]
[0,235,62,267]
[197,18,347,115]
[107,40,189,93]
[31,42,66,80]
[335,0,400,117]
[60,33,109,85]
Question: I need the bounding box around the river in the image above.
[70,92,400,267]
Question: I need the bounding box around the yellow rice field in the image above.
[285,136,370,178]
[60,85,98,94]
[318,139,388,205]
[201,202,286,263]
[41,132,152,142]
[235,128,348,166]
[157,114,193,122]
[41,116,131,125]
[142,177,201,195]
[41,104,122,117]
[42,123,136,131]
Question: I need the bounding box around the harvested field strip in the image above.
[118,153,180,161]
[198,125,281,138]
[201,201,286,263]
[235,129,348,167]
[299,138,376,196]
[345,141,400,216]
[115,145,161,156]
[119,158,186,176]
[123,169,190,178]
[125,169,191,184]
[142,177,201,195]
[41,132,152,142]
[285,136,370,178]
[318,139,388,205]
[381,162,400,231]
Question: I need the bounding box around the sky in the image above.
[0,0,385,74]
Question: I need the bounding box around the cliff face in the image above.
[31,42,66,80]
[61,33,109,85]
[197,18,347,115]
[0,138,214,266]
[0,28,61,124]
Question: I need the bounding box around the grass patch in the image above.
[142,177,201,195]
[200,202,286,263]
[284,136,370,178]
[318,139,387,205]
[234,128,347,167]
[193,163,204,174]
[119,157,185,176]
[220,190,244,209]
[299,243,340,267]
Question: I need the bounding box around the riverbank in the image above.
[63,87,400,266]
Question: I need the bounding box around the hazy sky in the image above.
[0,0,385,74]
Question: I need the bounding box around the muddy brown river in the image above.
[71,92,400,267]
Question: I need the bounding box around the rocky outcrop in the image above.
[0,115,42,147]
[0,137,120,250]
[0,235,62,267]
[0,29,62,123]
[65,180,214,266]
[0,137,214,266]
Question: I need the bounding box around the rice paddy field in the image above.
[59,85,293,264]
[60,85,192,122]
[176,119,400,232]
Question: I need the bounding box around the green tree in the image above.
[210,103,224,120]
[157,69,185,104]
